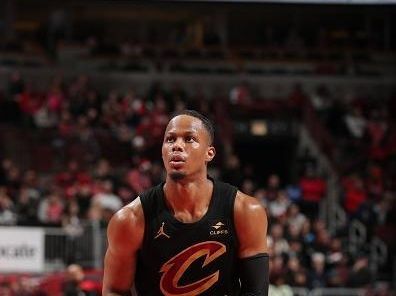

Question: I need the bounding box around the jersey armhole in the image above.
[137,183,163,251]
[229,187,239,249]
[137,194,150,251]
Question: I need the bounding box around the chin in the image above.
[169,171,187,181]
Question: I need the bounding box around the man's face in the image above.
[162,115,215,181]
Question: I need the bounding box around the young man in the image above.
[103,110,269,296]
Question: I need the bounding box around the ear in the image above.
[206,146,216,162]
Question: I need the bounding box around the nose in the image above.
[172,137,184,152]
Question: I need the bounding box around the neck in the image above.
[164,175,212,216]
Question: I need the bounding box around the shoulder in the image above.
[234,190,268,230]
[109,197,144,228]
[233,191,269,257]
[234,191,267,217]
[107,197,145,252]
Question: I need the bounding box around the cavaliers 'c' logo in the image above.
[159,241,226,296]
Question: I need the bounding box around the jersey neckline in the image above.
[158,177,217,228]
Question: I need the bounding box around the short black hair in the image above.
[170,110,215,145]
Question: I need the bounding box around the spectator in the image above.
[4,165,22,198]
[342,174,368,215]
[149,161,165,185]
[74,180,93,219]
[241,178,256,196]
[75,115,101,163]
[229,81,252,106]
[62,264,86,296]
[116,185,134,205]
[269,255,286,283]
[33,100,58,128]
[62,201,84,264]
[56,160,90,191]
[299,167,326,219]
[58,110,76,138]
[269,274,294,296]
[265,174,282,202]
[308,252,328,289]
[344,106,367,139]
[285,182,302,203]
[287,203,307,233]
[293,272,309,288]
[309,84,332,121]
[313,228,331,254]
[288,238,305,260]
[268,223,290,256]
[125,160,152,195]
[92,159,115,182]
[0,282,12,296]
[326,237,344,267]
[347,255,372,288]
[38,192,64,226]
[301,219,316,245]
[0,186,16,225]
[268,190,290,219]
[285,257,308,287]
[62,200,83,237]
[92,180,122,213]
[92,179,122,225]
[10,276,37,296]
[46,78,65,115]
[366,164,385,201]
[327,252,350,287]
[17,82,42,127]
[15,187,39,225]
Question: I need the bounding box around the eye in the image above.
[185,136,196,143]
[165,136,175,143]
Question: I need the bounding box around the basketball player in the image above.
[103,110,269,296]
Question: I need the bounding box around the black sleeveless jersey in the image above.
[135,179,240,296]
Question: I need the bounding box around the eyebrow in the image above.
[166,130,198,135]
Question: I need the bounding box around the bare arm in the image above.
[234,191,269,296]
[234,191,268,258]
[102,198,144,296]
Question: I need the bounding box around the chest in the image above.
[149,215,234,249]
[141,212,238,269]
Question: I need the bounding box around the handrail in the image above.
[349,219,367,256]
[370,237,388,275]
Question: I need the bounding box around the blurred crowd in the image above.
[0,71,395,296]
[307,83,396,243]
[2,7,391,80]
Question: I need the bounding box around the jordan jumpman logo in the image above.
[155,222,170,239]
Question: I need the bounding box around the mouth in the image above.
[170,154,186,162]
[169,155,186,167]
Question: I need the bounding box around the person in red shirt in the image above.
[299,166,326,219]
[342,175,367,215]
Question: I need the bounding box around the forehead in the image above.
[166,115,203,132]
